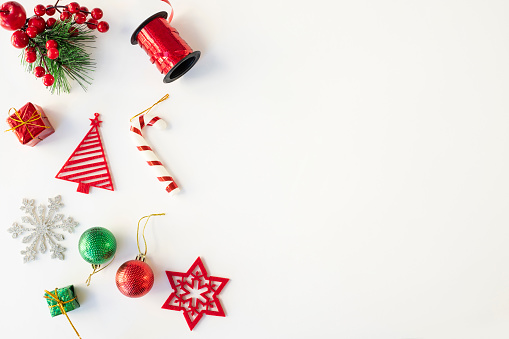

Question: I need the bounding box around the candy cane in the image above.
[130,112,179,195]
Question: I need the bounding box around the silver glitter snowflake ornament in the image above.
[7,196,78,263]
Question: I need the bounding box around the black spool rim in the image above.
[131,11,168,45]
[163,50,201,83]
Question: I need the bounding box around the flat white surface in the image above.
[1,0,509,338]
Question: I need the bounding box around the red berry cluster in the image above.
[0,1,108,87]
[34,2,109,33]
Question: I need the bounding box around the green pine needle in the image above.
[21,19,96,95]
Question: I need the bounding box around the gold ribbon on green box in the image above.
[44,285,82,338]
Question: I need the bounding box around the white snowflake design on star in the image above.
[7,195,78,263]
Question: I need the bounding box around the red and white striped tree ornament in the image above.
[56,113,114,194]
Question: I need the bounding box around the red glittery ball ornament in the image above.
[115,257,154,298]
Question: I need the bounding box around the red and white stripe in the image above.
[130,113,179,194]
[56,114,114,194]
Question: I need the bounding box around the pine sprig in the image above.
[21,19,96,94]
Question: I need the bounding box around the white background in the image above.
[1,0,508,338]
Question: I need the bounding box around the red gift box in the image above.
[6,103,54,146]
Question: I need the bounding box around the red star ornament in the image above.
[162,257,229,330]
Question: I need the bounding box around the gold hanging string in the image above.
[5,107,49,138]
[137,213,166,258]
[85,253,116,286]
[44,289,82,339]
[130,94,169,121]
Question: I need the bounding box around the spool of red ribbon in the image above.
[131,11,201,83]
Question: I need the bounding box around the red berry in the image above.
[11,30,29,48]
[86,18,97,29]
[60,11,71,21]
[46,17,56,28]
[34,4,45,16]
[67,2,80,13]
[26,26,39,38]
[79,6,88,13]
[0,1,27,31]
[45,5,55,16]
[47,47,59,59]
[25,53,36,63]
[68,26,78,36]
[28,16,46,33]
[34,66,45,77]
[25,48,37,63]
[90,8,102,20]
[42,73,54,86]
[97,21,109,33]
[46,39,57,49]
[74,12,86,24]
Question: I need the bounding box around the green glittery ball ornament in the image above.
[78,227,117,265]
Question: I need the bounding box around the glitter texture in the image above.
[116,259,154,298]
[7,196,78,263]
[78,227,116,265]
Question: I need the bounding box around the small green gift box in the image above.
[44,285,80,317]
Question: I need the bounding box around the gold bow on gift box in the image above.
[44,288,82,339]
[5,107,50,139]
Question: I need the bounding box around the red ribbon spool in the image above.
[131,11,201,83]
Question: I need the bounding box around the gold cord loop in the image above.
[85,254,116,286]
[130,94,169,121]
[137,213,165,257]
